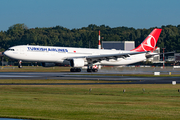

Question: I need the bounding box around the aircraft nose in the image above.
[3,51,8,56]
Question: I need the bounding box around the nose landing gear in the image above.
[18,60,22,68]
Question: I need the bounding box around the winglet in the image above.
[131,28,162,52]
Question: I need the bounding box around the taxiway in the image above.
[0,71,180,85]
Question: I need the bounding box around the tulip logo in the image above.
[141,35,156,51]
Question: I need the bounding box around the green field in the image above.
[0,82,180,120]
[0,66,70,72]
[1,66,180,119]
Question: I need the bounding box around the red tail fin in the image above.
[131,28,162,52]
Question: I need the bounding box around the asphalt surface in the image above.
[0,71,180,85]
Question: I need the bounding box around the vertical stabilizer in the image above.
[131,28,162,52]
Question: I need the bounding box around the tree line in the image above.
[1,23,180,53]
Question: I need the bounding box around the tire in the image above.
[70,68,75,72]
[71,68,81,72]
[77,68,81,72]
[92,69,98,72]
[87,69,92,72]
[18,65,22,68]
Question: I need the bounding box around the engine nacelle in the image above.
[70,59,85,67]
[41,62,56,67]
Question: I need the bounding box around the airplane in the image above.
[3,28,162,72]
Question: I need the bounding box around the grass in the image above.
[0,66,180,119]
[0,83,180,119]
[0,66,70,72]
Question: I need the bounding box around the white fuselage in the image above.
[4,45,146,66]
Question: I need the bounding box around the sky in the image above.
[0,0,180,31]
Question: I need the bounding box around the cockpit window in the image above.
[8,49,15,51]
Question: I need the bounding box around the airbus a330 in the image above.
[4,28,162,72]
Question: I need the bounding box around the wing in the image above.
[145,51,175,59]
[66,51,147,64]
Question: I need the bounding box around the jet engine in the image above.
[41,62,56,67]
[70,59,85,67]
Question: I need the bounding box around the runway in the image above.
[0,71,180,84]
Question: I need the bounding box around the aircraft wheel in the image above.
[18,65,22,68]
[70,68,75,72]
[70,68,81,72]
[77,68,81,72]
[92,69,98,72]
[87,69,92,72]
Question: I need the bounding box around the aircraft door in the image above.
[20,48,25,54]
[20,48,27,56]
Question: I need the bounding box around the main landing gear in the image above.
[87,68,98,72]
[70,68,81,72]
[87,66,98,72]
[70,67,98,72]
